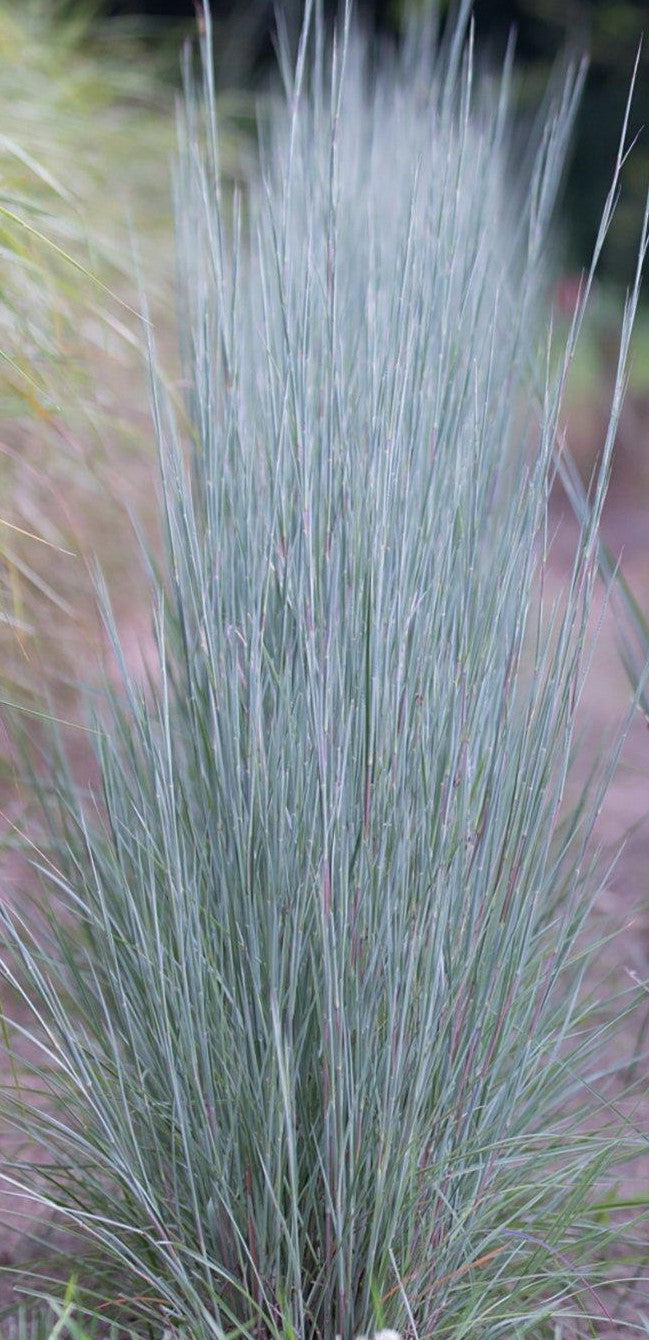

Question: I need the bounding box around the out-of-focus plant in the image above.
[0,0,176,418]
[4,1287,123,1340]
[1,2,648,1337]
[0,1,178,696]
[0,3,257,703]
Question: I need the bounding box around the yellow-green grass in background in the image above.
[0,2,176,698]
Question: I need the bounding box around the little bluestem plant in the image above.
[1,4,647,1337]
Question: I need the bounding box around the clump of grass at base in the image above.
[1,5,647,1337]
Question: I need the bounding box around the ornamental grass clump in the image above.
[1,4,647,1337]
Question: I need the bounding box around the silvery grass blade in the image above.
[1,3,648,1337]
[548,43,649,720]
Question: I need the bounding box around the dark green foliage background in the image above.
[465,0,649,285]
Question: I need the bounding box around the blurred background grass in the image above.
[0,2,174,705]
